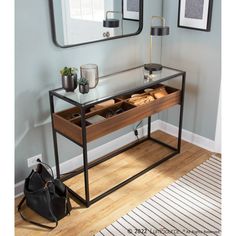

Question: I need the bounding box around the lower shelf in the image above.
[63,132,178,201]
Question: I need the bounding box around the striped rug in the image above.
[96,156,221,236]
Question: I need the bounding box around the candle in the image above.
[80,64,99,89]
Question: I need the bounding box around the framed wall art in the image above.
[178,0,213,31]
[122,0,140,21]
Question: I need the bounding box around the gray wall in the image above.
[15,0,221,184]
[160,0,221,140]
[15,0,163,183]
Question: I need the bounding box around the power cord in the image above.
[133,121,143,141]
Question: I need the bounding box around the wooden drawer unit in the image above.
[53,85,181,145]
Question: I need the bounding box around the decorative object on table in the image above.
[71,112,80,119]
[143,69,159,80]
[103,11,123,35]
[128,94,155,106]
[18,160,72,229]
[80,64,99,89]
[131,93,145,98]
[78,77,90,94]
[104,107,125,118]
[91,99,115,111]
[144,16,170,73]
[86,115,106,124]
[60,67,78,92]
[144,88,154,93]
[122,0,140,21]
[150,86,168,99]
[178,0,213,31]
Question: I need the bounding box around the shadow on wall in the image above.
[15,125,45,182]
[15,90,52,148]
[15,121,80,183]
[15,91,37,147]
[15,82,56,183]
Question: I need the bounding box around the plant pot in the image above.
[62,74,77,92]
[79,84,90,94]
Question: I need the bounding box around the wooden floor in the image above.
[15,131,214,236]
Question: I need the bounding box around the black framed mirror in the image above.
[49,0,143,48]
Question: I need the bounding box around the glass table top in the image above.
[52,66,184,107]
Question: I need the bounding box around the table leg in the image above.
[80,107,90,207]
[177,72,186,153]
[148,116,151,138]
[49,92,60,179]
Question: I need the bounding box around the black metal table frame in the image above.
[49,66,186,207]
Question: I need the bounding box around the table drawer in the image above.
[53,85,181,145]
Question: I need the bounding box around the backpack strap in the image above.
[37,160,54,178]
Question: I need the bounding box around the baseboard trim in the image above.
[15,180,25,198]
[158,120,215,152]
[15,120,215,197]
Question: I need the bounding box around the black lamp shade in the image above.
[151,26,170,36]
[103,19,119,28]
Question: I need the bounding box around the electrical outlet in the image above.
[27,154,42,167]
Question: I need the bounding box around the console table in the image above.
[49,65,186,207]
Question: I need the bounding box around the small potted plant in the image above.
[60,67,78,92]
[78,77,89,94]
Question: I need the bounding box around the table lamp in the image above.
[144,16,170,73]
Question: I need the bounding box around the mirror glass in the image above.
[50,0,143,47]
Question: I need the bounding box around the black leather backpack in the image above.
[18,161,72,229]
